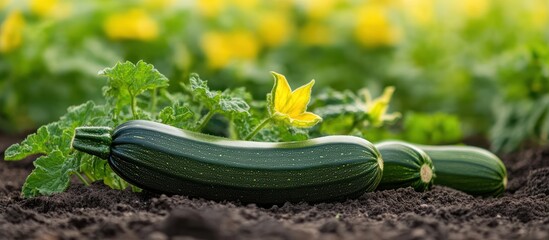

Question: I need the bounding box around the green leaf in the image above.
[4,124,53,160]
[158,104,194,129]
[256,124,309,142]
[403,112,463,145]
[187,73,250,116]
[21,150,80,198]
[79,153,128,190]
[102,164,129,190]
[100,60,169,116]
[5,101,111,161]
[219,92,250,116]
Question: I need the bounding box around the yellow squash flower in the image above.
[269,72,322,128]
[401,0,434,26]
[104,9,158,41]
[201,30,260,69]
[257,11,292,47]
[458,0,490,19]
[0,11,24,53]
[29,0,72,19]
[361,86,400,127]
[354,4,400,47]
[299,22,332,46]
[196,0,225,18]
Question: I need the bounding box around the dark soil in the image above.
[1,135,549,240]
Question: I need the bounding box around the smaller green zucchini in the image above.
[417,145,507,197]
[375,141,435,191]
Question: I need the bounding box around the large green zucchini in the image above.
[375,141,434,191]
[417,145,507,197]
[72,120,384,204]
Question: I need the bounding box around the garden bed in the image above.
[1,135,549,240]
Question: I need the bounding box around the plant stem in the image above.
[244,117,272,140]
[150,88,157,115]
[130,94,138,119]
[131,185,142,192]
[72,171,90,186]
[347,114,367,135]
[228,118,238,139]
[195,111,215,132]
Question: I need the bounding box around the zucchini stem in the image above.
[72,171,90,186]
[130,93,138,119]
[149,89,157,116]
[195,110,215,132]
[244,117,272,140]
[72,126,113,159]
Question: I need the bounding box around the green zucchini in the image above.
[375,141,434,191]
[72,120,384,204]
[416,145,507,197]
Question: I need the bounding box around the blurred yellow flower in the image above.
[201,32,232,69]
[354,5,399,47]
[299,22,332,46]
[302,0,339,20]
[529,0,548,29]
[143,0,175,10]
[196,0,226,17]
[104,9,158,41]
[0,0,11,9]
[201,30,260,69]
[257,11,293,47]
[458,0,490,19]
[360,86,400,127]
[30,0,72,19]
[230,0,258,11]
[231,31,260,59]
[401,0,434,26]
[269,72,322,128]
[0,11,24,53]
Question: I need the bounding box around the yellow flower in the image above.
[269,72,322,128]
[201,32,232,69]
[401,0,434,26]
[230,0,258,11]
[299,22,332,46]
[230,30,260,60]
[528,0,548,29]
[104,9,158,41]
[201,30,260,69]
[196,0,226,17]
[0,11,25,53]
[302,0,340,20]
[354,5,400,47]
[29,0,72,19]
[257,11,293,47]
[361,86,400,127]
[143,0,175,10]
[457,0,490,19]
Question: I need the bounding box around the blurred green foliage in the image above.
[1,0,549,151]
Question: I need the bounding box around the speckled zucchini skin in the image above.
[73,120,383,204]
[375,141,434,191]
[417,145,507,197]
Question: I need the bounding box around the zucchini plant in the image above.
[3,61,398,200]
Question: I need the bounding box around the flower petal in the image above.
[289,112,322,128]
[282,79,315,117]
[271,71,292,113]
[367,86,395,126]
